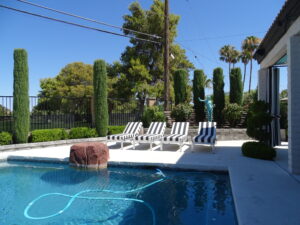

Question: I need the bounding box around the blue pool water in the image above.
[0,162,237,225]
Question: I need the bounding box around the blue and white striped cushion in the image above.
[162,122,189,143]
[135,134,162,142]
[193,122,216,144]
[107,122,142,141]
[163,134,187,142]
[134,122,166,142]
[107,133,134,141]
[170,122,189,136]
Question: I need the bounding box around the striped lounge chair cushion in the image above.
[163,122,189,142]
[135,134,162,142]
[107,122,142,141]
[107,133,134,141]
[193,122,216,144]
[135,122,166,142]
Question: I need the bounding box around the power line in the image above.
[16,0,161,40]
[0,4,161,44]
[178,32,266,42]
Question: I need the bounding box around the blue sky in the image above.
[0,0,287,96]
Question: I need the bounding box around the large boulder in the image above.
[69,142,109,169]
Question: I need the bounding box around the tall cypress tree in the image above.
[13,49,30,143]
[93,59,108,137]
[193,70,206,122]
[230,68,243,105]
[213,68,225,125]
[173,69,188,105]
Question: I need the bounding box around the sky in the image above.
[0,0,287,96]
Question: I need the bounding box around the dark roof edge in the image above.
[254,0,300,64]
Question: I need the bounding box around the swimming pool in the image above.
[0,161,237,225]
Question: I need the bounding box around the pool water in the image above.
[0,162,237,225]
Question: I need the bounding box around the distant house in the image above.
[254,0,300,174]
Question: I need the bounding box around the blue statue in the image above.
[198,97,214,122]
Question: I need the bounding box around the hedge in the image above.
[30,129,68,143]
[69,127,98,139]
[0,132,13,145]
[242,141,276,160]
[108,126,126,135]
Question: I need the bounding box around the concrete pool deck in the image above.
[0,140,299,225]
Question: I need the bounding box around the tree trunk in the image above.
[248,59,253,93]
[243,63,247,92]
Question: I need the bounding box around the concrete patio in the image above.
[0,140,299,225]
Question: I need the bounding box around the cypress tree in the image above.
[93,59,108,137]
[193,69,206,122]
[213,68,225,124]
[13,49,30,143]
[173,69,188,105]
[230,68,243,105]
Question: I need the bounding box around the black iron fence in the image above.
[0,96,144,132]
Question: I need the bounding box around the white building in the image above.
[254,0,300,174]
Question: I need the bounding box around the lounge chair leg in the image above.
[191,142,194,152]
[150,142,153,151]
[133,140,135,150]
[121,142,124,150]
[211,143,215,153]
[160,143,163,151]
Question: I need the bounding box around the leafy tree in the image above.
[13,49,30,143]
[174,69,188,105]
[280,89,288,99]
[93,60,108,137]
[213,68,225,125]
[242,36,261,92]
[115,0,194,101]
[229,68,243,105]
[193,70,209,122]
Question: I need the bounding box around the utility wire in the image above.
[16,0,161,40]
[0,4,161,44]
[179,32,266,42]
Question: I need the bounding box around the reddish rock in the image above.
[69,142,109,169]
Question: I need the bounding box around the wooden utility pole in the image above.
[164,0,170,111]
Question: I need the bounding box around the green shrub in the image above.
[223,103,243,127]
[246,101,272,143]
[30,129,68,143]
[280,101,288,129]
[69,127,98,139]
[213,68,225,124]
[108,126,126,135]
[13,49,30,143]
[171,104,193,122]
[0,132,13,145]
[229,68,243,105]
[193,70,206,122]
[242,141,276,160]
[174,69,188,105]
[141,106,166,128]
[93,59,109,137]
[243,89,258,107]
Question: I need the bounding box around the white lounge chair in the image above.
[107,122,143,150]
[192,122,217,152]
[133,122,166,150]
[161,122,189,151]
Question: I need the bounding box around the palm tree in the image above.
[240,49,251,92]
[219,45,233,77]
[242,36,261,93]
[230,48,240,68]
